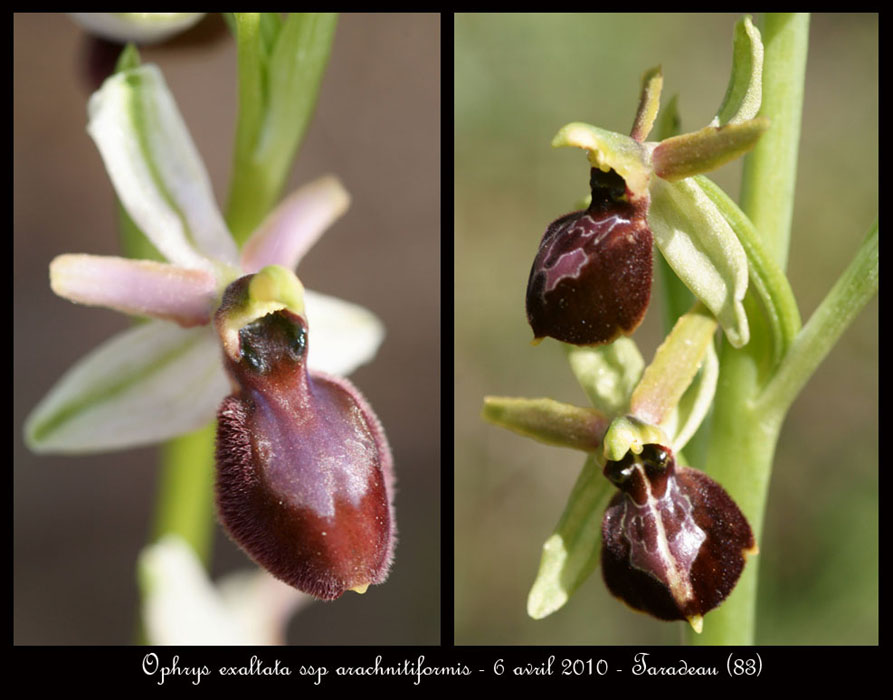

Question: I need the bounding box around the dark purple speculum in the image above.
[601,444,756,625]
[214,276,395,600]
[526,168,652,346]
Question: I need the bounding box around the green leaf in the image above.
[527,455,614,619]
[758,219,878,420]
[648,177,750,347]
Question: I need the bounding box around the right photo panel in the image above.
[455,13,877,645]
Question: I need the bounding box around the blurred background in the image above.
[15,13,440,644]
[456,13,877,644]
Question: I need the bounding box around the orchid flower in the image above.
[25,63,383,454]
[24,62,396,600]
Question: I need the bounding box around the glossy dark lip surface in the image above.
[526,169,652,346]
[215,298,395,600]
[601,446,755,623]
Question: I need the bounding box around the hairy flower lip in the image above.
[214,293,395,599]
[601,444,756,630]
[526,168,653,346]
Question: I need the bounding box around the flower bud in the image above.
[526,168,652,346]
[601,444,755,631]
[214,274,395,600]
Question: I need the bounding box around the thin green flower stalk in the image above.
[693,13,810,645]
[482,13,877,644]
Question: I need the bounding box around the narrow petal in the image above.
[651,118,769,181]
[629,303,717,427]
[87,65,239,269]
[663,340,718,453]
[240,176,350,273]
[50,254,218,327]
[303,290,385,376]
[629,66,663,142]
[25,321,228,453]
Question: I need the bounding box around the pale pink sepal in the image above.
[50,254,218,327]
[240,175,350,274]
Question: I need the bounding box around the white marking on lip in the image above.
[621,463,705,607]
[542,214,628,292]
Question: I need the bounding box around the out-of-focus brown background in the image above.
[456,13,877,644]
[14,13,440,644]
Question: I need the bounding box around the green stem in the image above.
[152,422,218,565]
[757,221,878,420]
[226,13,337,242]
[692,12,810,646]
[739,13,809,271]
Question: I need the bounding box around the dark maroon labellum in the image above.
[214,276,395,600]
[526,168,653,346]
[601,444,756,627]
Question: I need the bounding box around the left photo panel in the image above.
[14,12,440,645]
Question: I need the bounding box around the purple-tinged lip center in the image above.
[213,278,394,599]
[601,445,755,623]
[525,168,652,346]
